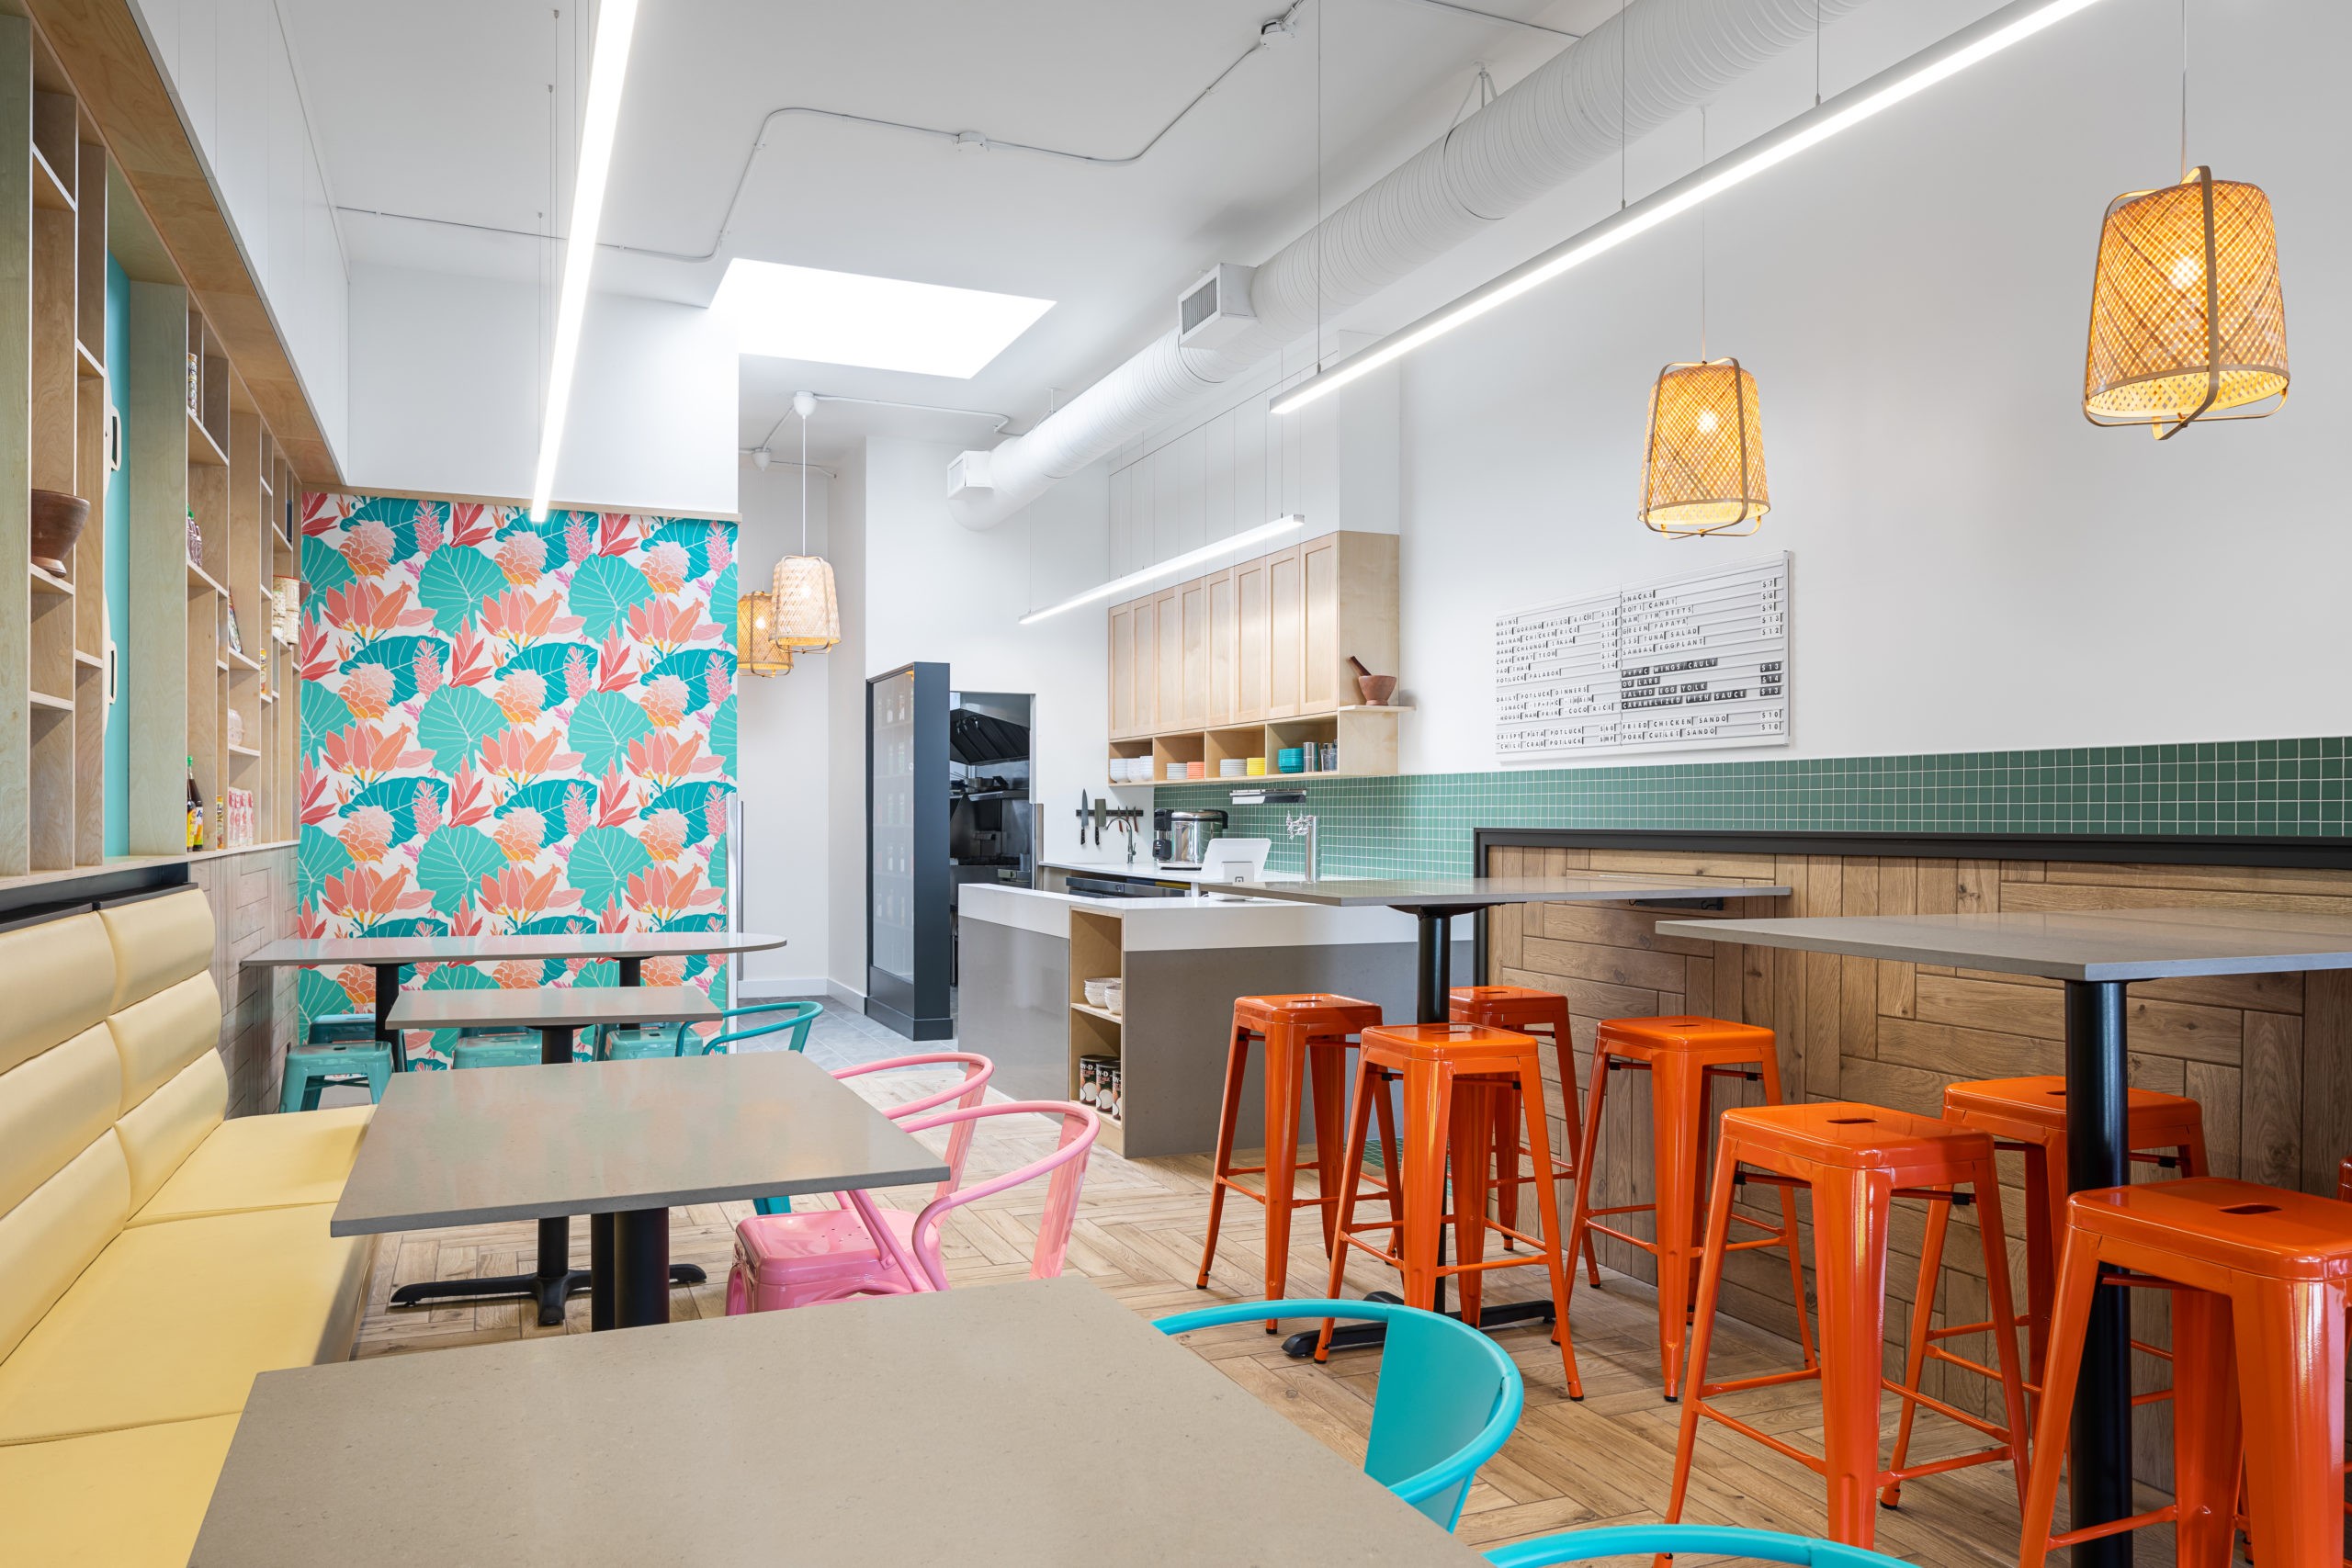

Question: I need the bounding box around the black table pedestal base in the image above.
[2064,979,2133,1568]
[1281,1292,1556,1359]
[611,1207,673,1327]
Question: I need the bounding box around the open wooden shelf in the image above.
[1069,1000,1124,1026]
[186,405,226,466]
[224,646,260,672]
[28,688,71,713]
[72,337,97,378]
[28,141,67,210]
[28,563,69,596]
[72,649,99,670]
[227,743,260,760]
[186,558,224,596]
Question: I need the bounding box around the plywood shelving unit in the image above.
[0,14,298,872]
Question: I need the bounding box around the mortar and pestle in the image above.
[1347,655,1396,706]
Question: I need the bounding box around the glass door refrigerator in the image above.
[865,662,952,1040]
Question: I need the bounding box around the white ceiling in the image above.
[283,0,1612,458]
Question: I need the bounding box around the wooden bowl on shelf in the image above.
[29,489,89,577]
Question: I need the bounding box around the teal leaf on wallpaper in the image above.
[417,547,506,635]
[642,520,712,583]
[514,913,595,936]
[568,826,651,913]
[298,826,355,908]
[300,684,354,761]
[643,649,729,710]
[568,690,654,776]
[499,777,594,837]
[413,825,506,916]
[345,775,451,846]
[366,917,448,939]
[424,962,497,990]
[415,684,505,773]
[343,635,448,707]
[649,781,728,843]
[707,836,728,889]
[708,695,737,777]
[298,966,355,1022]
[494,640,599,692]
[344,495,428,560]
[711,562,737,617]
[572,958,619,988]
[571,554,655,640]
[499,510,583,573]
[303,534,354,597]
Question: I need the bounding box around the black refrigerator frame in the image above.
[865,660,954,1040]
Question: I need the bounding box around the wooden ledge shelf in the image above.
[1069,1001,1124,1026]
[186,406,227,466]
[28,688,72,714]
[257,692,277,705]
[28,563,72,597]
[186,558,225,596]
[224,647,261,672]
[72,649,101,671]
[227,743,260,760]
[73,339,100,379]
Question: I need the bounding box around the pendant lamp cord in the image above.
[2177,0,2188,182]
[1314,0,1324,377]
[1618,0,1626,209]
[1815,0,1823,107]
[1698,107,1708,361]
[799,405,809,554]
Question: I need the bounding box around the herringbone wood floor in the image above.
[350,1066,2187,1564]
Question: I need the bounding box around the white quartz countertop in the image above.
[962,880,1450,952]
[1041,858,1303,886]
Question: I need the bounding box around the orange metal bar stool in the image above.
[1448,986,1600,1285]
[2021,1178,2352,1568]
[1562,1015,1813,1400]
[1195,993,1396,1325]
[1665,1103,2030,1551]
[1318,1021,1582,1398]
[1883,1075,2205,1505]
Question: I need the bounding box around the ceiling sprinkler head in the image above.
[793,390,818,421]
[953,130,989,153]
[752,448,772,470]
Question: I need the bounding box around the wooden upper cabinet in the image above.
[1204,569,1236,727]
[1299,531,1399,716]
[1233,557,1267,723]
[1301,535,1339,713]
[1153,585,1182,734]
[1130,593,1158,735]
[1179,576,1209,728]
[1264,545,1304,718]
[1107,601,1134,739]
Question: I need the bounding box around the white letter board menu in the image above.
[1494,552,1790,761]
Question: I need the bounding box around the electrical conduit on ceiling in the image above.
[950,0,1879,531]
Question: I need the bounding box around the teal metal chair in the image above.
[597,998,823,1061]
[449,1025,589,1070]
[1483,1525,1913,1566]
[1154,1298,1522,1531]
[277,1014,394,1112]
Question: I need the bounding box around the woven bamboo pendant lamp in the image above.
[737,592,793,677]
[2084,165,2288,438]
[1639,357,1770,537]
[770,553,841,651]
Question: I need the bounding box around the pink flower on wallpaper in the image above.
[640,955,685,987]
[494,668,548,724]
[302,492,351,536]
[493,959,541,989]
[412,778,443,837]
[413,502,445,557]
[321,723,431,786]
[492,807,547,863]
[624,598,721,656]
[341,518,396,578]
[702,653,731,709]
[447,624,495,687]
[338,804,396,863]
[702,794,729,844]
[478,863,582,929]
[341,661,395,720]
[324,864,432,928]
[481,588,584,649]
[480,726,584,789]
[413,639,444,699]
[322,580,425,641]
[596,897,632,935]
[561,782,594,840]
[624,863,721,924]
[639,808,688,863]
[707,531,732,576]
[639,674,690,728]
[334,964,375,1005]
[565,517,594,564]
[642,540,690,595]
[496,529,548,586]
[625,731,720,791]
[561,646,594,704]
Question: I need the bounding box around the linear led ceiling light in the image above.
[1270,0,2113,417]
[529,0,640,522]
[1018,516,1305,626]
[713,259,1055,378]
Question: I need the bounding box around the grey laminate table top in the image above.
[242,931,785,966]
[189,1277,1483,1568]
[332,1050,948,1232]
[1193,873,1792,908]
[1655,907,2352,983]
[383,985,719,1032]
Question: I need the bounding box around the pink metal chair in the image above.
[729,1097,1099,1312]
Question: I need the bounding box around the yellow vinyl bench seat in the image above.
[0,888,377,1560]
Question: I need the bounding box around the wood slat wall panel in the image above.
[1490,846,2352,1486]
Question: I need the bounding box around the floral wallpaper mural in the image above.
[297,493,739,1062]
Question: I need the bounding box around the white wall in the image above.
[133,0,350,468]
[825,445,869,998]
[347,265,738,515]
[1373,0,2352,771]
[733,461,833,995]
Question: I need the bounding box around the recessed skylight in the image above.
[712,259,1054,378]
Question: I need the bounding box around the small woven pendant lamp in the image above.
[2084,166,2288,438]
[772,390,841,651]
[736,592,793,677]
[1639,358,1770,537]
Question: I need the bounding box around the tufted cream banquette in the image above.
[0,887,376,1563]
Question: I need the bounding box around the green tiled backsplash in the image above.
[1151,737,2352,879]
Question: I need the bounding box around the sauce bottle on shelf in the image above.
[185,757,204,850]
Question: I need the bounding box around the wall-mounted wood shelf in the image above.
[28,564,69,597]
